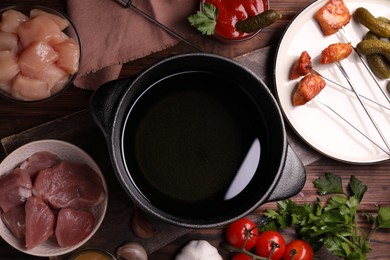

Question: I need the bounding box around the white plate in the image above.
[275,0,390,164]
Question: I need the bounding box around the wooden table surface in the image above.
[1,0,390,259]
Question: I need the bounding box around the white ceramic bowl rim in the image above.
[0,139,107,257]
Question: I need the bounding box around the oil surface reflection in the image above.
[224,138,261,200]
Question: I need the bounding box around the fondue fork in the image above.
[336,61,390,152]
[113,0,203,52]
[315,98,390,156]
[338,28,390,104]
[312,69,390,111]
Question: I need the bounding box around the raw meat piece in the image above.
[54,38,80,74]
[0,168,32,212]
[30,9,70,30]
[0,31,18,52]
[1,204,26,239]
[0,9,29,33]
[55,208,95,247]
[11,74,51,101]
[33,161,105,209]
[25,196,55,249]
[19,151,61,179]
[35,63,68,91]
[50,76,69,95]
[18,41,59,78]
[0,50,19,87]
[17,15,64,48]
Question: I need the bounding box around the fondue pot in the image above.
[90,53,305,228]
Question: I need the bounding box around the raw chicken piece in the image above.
[51,76,69,95]
[35,63,68,91]
[314,0,351,36]
[293,73,326,106]
[33,161,105,209]
[0,50,20,88]
[55,208,95,247]
[0,9,29,33]
[20,151,61,179]
[11,74,51,101]
[25,196,55,249]
[30,9,70,30]
[0,168,32,212]
[54,39,80,74]
[17,15,64,48]
[18,41,59,78]
[1,204,26,239]
[0,31,18,52]
[47,31,69,46]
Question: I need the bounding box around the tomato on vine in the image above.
[283,240,314,260]
[255,230,286,260]
[226,218,259,250]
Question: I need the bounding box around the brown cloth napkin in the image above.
[67,0,264,90]
[66,0,196,89]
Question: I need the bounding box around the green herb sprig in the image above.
[261,172,390,260]
[188,3,218,36]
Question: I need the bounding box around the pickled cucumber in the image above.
[387,81,390,94]
[364,32,390,79]
[378,16,390,24]
[235,10,282,33]
[357,39,390,62]
[354,7,390,37]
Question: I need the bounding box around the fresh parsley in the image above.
[188,3,218,36]
[260,172,390,260]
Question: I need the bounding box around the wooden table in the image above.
[1,0,390,259]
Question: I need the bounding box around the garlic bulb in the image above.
[175,240,223,260]
[116,242,148,260]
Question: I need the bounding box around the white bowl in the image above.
[0,140,107,257]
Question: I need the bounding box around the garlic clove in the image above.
[131,204,156,239]
[116,242,148,260]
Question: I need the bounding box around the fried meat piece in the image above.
[314,0,351,36]
[320,42,352,64]
[293,73,326,106]
[289,51,313,80]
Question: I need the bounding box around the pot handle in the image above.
[267,145,306,202]
[89,78,133,138]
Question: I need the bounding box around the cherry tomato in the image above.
[231,253,253,260]
[255,230,286,260]
[226,218,259,250]
[283,240,314,260]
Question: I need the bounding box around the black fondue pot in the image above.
[90,53,305,228]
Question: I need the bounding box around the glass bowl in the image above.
[68,248,117,260]
[200,0,270,43]
[0,5,81,103]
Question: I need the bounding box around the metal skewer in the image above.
[312,69,390,111]
[338,28,390,104]
[336,61,390,151]
[316,98,390,156]
[113,0,203,52]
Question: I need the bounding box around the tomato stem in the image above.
[221,243,268,260]
[267,240,279,260]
